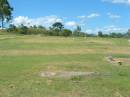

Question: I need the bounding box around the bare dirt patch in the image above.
[40,71,111,78]
[0,49,94,56]
[106,56,130,66]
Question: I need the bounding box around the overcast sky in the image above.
[10,0,130,34]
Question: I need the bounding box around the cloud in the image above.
[78,13,100,20]
[107,12,121,19]
[12,16,31,26]
[12,16,63,27]
[102,0,130,5]
[102,25,127,33]
[77,13,100,25]
[12,16,79,28]
[77,16,86,19]
[87,13,100,18]
[65,21,78,27]
[86,25,128,34]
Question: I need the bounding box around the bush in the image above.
[109,33,124,38]
[18,25,28,34]
[62,29,72,37]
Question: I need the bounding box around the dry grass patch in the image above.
[0,49,94,56]
[87,39,113,45]
[21,37,75,44]
[0,36,16,40]
[107,49,130,55]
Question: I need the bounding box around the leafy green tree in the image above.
[7,24,16,32]
[98,31,103,37]
[52,22,64,31]
[18,24,28,34]
[52,29,60,36]
[0,0,13,29]
[109,32,124,38]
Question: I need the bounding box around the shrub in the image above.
[62,29,72,37]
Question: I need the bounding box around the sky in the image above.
[9,0,130,34]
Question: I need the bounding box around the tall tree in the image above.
[0,0,13,29]
[73,26,82,36]
[52,22,64,31]
[76,26,81,32]
[98,31,103,37]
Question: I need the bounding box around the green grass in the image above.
[0,35,130,97]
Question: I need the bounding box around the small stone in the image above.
[118,61,123,66]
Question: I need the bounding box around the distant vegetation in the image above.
[1,23,129,38]
[5,23,88,37]
[97,30,130,38]
[0,0,130,38]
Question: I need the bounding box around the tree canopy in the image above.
[0,0,13,29]
[52,22,64,31]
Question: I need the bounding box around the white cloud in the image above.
[102,25,127,33]
[86,25,128,34]
[107,13,121,19]
[12,16,31,26]
[102,0,130,5]
[77,13,100,20]
[12,16,79,28]
[77,13,100,25]
[65,21,78,27]
[77,16,86,19]
[87,13,100,19]
[12,16,63,27]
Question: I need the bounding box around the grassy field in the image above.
[0,35,130,97]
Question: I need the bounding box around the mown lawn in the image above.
[0,35,130,97]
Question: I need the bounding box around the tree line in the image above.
[7,22,87,37]
[0,0,130,38]
[6,23,130,38]
[97,31,130,38]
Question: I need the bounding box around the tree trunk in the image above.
[1,16,4,29]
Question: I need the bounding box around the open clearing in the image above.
[0,35,130,97]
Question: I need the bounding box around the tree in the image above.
[76,26,81,32]
[0,0,13,29]
[37,25,46,29]
[73,26,82,36]
[126,29,130,38]
[7,24,16,32]
[98,31,103,37]
[109,32,124,38]
[62,29,72,37]
[18,24,28,34]
[52,22,64,31]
